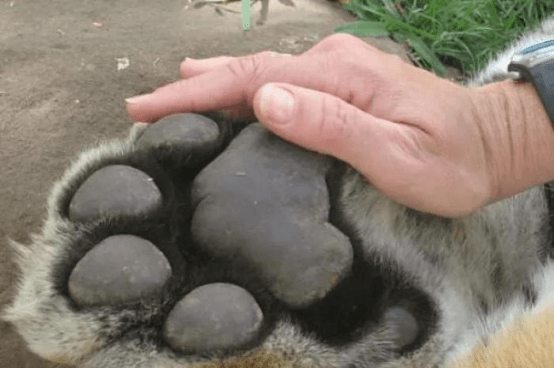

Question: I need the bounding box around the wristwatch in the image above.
[508,39,554,122]
[509,39,554,230]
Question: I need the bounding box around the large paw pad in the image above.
[191,124,354,308]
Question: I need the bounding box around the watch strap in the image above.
[544,182,554,251]
[508,60,554,122]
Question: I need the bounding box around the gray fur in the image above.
[4,17,554,368]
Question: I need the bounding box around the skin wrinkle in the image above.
[470,88,500,207]
[324,68,348,107]
[352,108,384,171]
[501,87,516,190]
[396,103,434,137]
[476,80,554,206]
[226,58,260,109]
[404,126,437,164]
[519,90,531,178]
[516,83,533,186]
[356,60,389,111]
[340,49,397,118]
[371,75,403,121]
[338,74,357,107]
[359,78,378,117]
[316,92,331,151]
[406,127,434,165]
[316,53,340,98]
[322,94,354,150]
[373,127,436,197]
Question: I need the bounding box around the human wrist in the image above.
[472,79,554,204]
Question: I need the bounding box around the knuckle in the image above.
[226,56,255,79]
[307,33,362,57]
[226,51,273,80]
[225,52,277,99]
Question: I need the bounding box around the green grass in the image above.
[335,0,554,77]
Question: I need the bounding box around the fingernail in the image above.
[125,94,151,104]
[260,85,294,125]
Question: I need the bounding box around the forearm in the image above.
[472,79,554,203]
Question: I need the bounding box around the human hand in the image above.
[125,34,520,217]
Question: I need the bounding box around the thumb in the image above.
[252,83,450,215]
[253,83,390,176]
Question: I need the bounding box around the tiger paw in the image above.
[3,113,433,368]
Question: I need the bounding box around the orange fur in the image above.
[454,305,554,368]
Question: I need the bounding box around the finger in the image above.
[126,64,254,123]
[126,51,318,123]
[180,56,236,79]
[125,33,390,123]
[180,53,292,79]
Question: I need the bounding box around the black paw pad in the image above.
[163,283,263,352]
[68,235,172,306]
[136,113,223,170]
[136,113,220,150]
[191,124,354,308]
[69,165,162,222]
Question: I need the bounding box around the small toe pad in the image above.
[69,165,162,222]
[136,113,222,166]
[163,283,263,352]
[68,235,172,306]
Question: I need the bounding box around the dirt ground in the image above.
[0,1,410,367]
